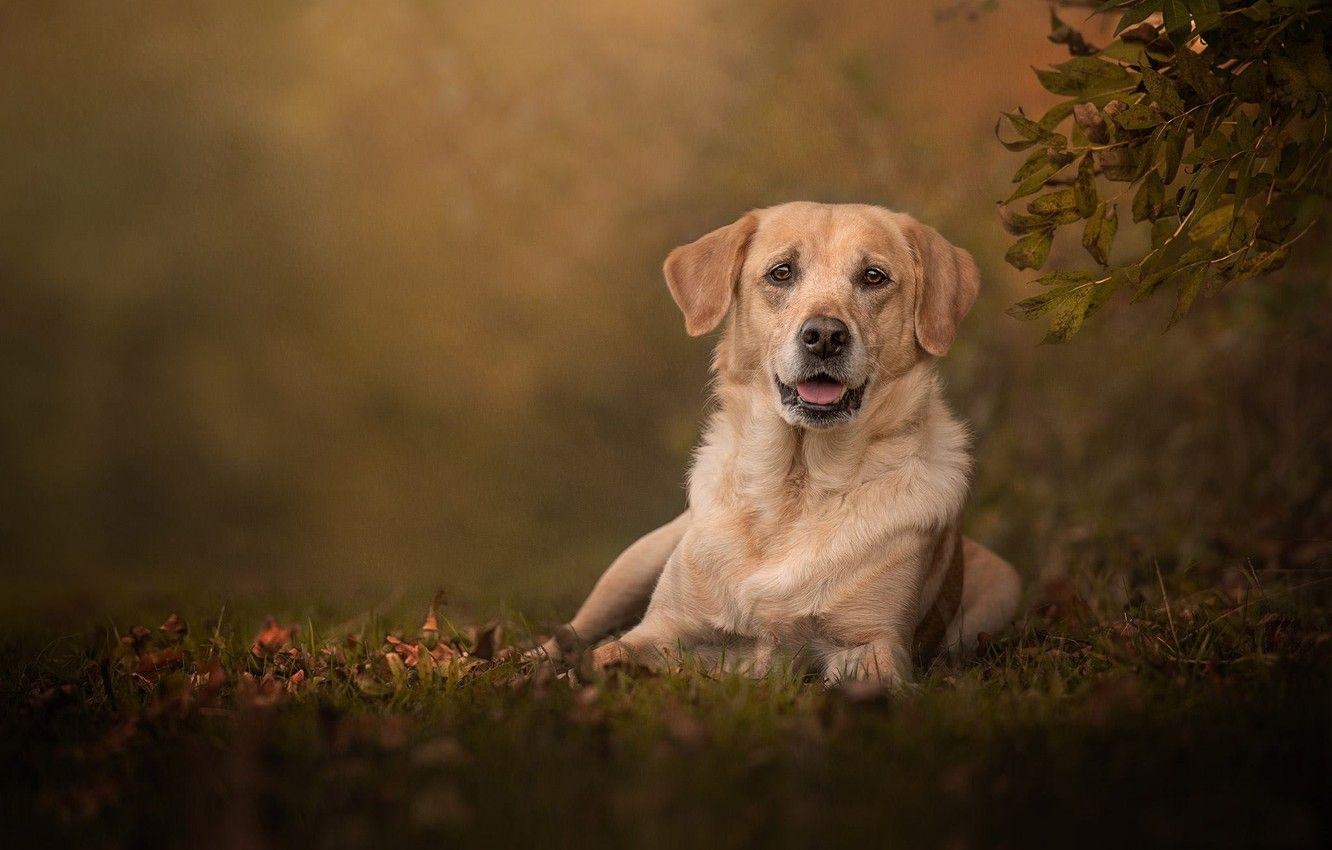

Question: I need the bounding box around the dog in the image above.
[539,202,1020,687]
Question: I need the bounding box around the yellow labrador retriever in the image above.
[540,202,1019,687]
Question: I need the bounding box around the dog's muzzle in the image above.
[776,315,868,426]
[776,373,867,426]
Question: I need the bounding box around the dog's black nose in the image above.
[799,316,849,358]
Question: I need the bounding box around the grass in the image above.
[3,566,1328,850]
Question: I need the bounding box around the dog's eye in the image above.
[767,263,793,284]
[862,267,889,286]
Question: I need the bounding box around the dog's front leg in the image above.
[534,511,690,660]
[821,582,918,690]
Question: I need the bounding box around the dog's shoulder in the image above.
[852,383,971,527]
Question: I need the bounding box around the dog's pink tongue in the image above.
[796,379,845,405]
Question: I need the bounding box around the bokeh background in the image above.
[3,0,1329,625]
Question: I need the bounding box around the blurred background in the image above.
[2,0,1328,625]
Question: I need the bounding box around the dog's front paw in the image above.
[522,637,563,663]
[523,624,583,664]
[822,643,913,692]
[590,640,629,671]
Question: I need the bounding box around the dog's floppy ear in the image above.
[896,215,980,357]
[663,212,758,337]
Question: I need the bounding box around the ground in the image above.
[4,568,1328,850]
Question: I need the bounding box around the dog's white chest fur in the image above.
[667,370,972,640]
[697,512,850,636]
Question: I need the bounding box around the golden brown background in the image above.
[3,1,1327,621]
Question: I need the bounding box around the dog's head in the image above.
[663,202,979,429]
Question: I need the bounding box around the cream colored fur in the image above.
[539,202,1020,687]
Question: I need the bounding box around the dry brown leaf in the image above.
[286,668,307,694]
[387,635,430,668]
[159,613,188,635]
[250,617,299,657]
[190,658,227,706]
[134,646,185,681]
[421,610,439,638]
[421,589,446,641]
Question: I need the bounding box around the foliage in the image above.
[1000,0,1332,341]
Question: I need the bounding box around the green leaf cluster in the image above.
[999,0,1331,341]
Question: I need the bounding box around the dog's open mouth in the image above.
[796,376,845,405]
[776,374,866,424]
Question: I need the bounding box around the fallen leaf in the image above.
[250,617,299,657]
[421,589,446,641]
[159,613,188,635]
[134,646,186,682]
[286,668,307,694]
[190,658,227,706]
